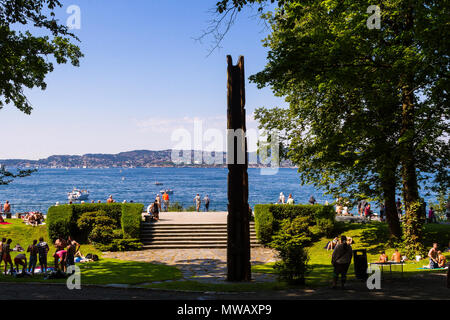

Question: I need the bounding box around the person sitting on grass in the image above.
[326,237,339,251]
[3,239,14,275]
[27,240,39,275]
[428,243,439,269]
[13,253,27,274]
[437,251,447,268]
[378,251,388,263]
[331,235,353,289]
[346,237,354,245]
[391,248,402,263]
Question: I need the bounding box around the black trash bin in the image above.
[353,249,368,280]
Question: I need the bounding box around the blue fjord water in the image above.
[0,167,437,214]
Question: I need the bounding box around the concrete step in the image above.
[140,232,256,238]
[142,243,262,249]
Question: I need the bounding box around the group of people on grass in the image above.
[428,243,447,269]
[19,212,45,226]
[329,235,449,289]
[0,236,82,275]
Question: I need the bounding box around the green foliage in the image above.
[254,204,335,244]
[89,225,115,244]
[0,0,83,114]
[47,205,74,241]
[168,202,184,212]
[47,203,144,243]
[403,201,427,257]
[96,239,143,252]
[271,216,312,284]
[121,203,144,238]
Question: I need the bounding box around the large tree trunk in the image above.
[400,84,425,256]
[226,55,251,282]
[380,166,402,239]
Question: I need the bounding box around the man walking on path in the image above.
[331,236,353,289]
[194,194,201,212]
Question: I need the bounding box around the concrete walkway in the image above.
[104,247,278,284]
[143,211,229,224]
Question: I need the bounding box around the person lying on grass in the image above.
[326,237,339,251]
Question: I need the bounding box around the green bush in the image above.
[254,204,335,244]
[89,225,115,244]
[271,216,313,285]
[168,202,184,212]
[47,205,75,241]
[254,204,274,244]
[121,203,144,238]
[96,239,143,252]
[47,203,144,243]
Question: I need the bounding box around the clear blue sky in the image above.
[1,0,285,160]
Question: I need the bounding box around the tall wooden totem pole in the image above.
[226,55,251,282]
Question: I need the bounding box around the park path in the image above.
[103,247,278,283]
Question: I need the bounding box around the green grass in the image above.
[253,222,450,286]
[0,219,181,285]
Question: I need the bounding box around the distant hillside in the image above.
[0,150,294,169]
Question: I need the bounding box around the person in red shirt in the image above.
[162,192,169,212]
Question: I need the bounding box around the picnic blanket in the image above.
[416,267,448,270]
[0,222,11,225]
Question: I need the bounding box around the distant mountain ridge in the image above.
[0,150,293,168]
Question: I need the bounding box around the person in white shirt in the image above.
[278,192,285,204]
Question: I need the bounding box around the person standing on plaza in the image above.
[162,191,170,212]
[155,194,161,212]
[204,195,210,212]
[194,194,201,212]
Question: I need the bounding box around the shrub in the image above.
[121,203,144,238]
[89,225,115,244]
[47,205,75,241]
[168,202,184,212]
[271,216,313,284]
[96,239,143,252]
[47,203,144,243]
[254,204,335,244]
[254,204,274,244]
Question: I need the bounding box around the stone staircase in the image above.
[140,222,260,249]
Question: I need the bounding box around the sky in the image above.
[1,0,286,160]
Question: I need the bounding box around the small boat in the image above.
[154,181,163,185]
[68,188,89,201]
[160,189,174,194]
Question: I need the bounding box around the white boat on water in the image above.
[160,189,173,194]
[68,188,89,201]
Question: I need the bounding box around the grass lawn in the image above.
[0,219,181,285]
[253,222,450,287]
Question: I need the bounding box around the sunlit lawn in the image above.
[0,219,181,285]
[253,222,450,287]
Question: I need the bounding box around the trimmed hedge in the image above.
[47,203,144,241]
[121,203,145,238]
[254,204,335,245]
